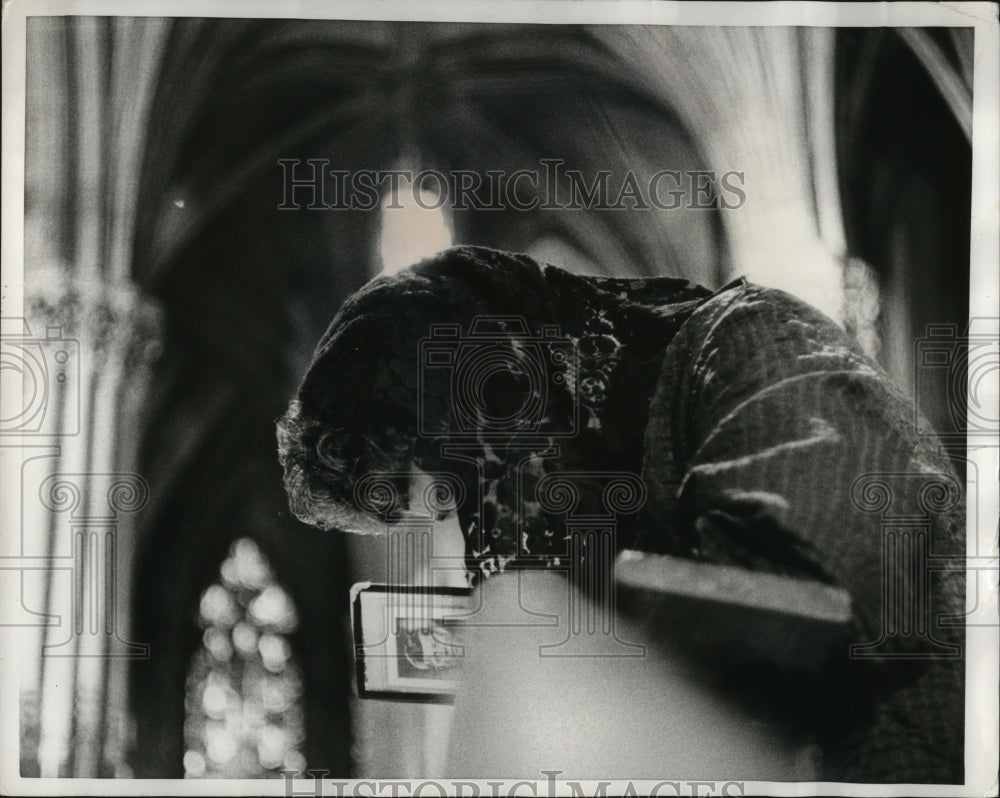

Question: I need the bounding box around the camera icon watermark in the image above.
[418,316,578,440]
[914,317,999,445]
[0,317,80,437]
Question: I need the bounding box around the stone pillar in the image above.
[7,15,169,778]
[10,275,163,777]
[596,27,848,321]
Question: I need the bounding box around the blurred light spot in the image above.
[249,585,297,632]
[199,584,238,628]
[220,558,240,589]
[258,633,290,673]
[204,627,233,662]
[183,750,206,777]
[205,725,237,763]
[232,622,258,657]
[379,178,452,276]
[231,538,273,590]
[185,538,305,778]
[257,725,288,769]
[202,683,229,720]
[284,749,307,775]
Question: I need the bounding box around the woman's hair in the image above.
[276,245,556,531]
[276,244,711,533]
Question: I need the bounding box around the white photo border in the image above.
[1,1,996,796]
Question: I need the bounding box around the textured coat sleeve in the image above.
[641,279,965,783]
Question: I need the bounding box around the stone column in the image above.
[13,275,163,777]
[9,15,169,778]
[595,27,848,321]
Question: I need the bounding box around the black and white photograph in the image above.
[352,584,468,700]
[0,1,997,795]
